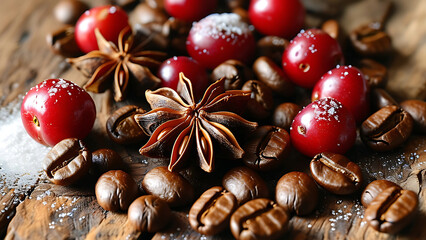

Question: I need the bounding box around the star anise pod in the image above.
[134,73,258,173]
[67,26,167,101]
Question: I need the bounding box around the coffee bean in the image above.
[46,26,82,58]
[256,36,288,65]
[275,172,319,216]
[321,19,341,40]
[361,105,413,151]
[189,186,238,235]
[361,179,401,207]
[226,0,249,9]
[130,3,168,26]
[211,59,253,91]
[310,152,363,195]
[142,166,194,207]
[358,59,387,88]
[243,125,290,171]
[91,148,124,176]
[146,0,164,9]
[95,170,139,212]
[107,105,148,145]
[400,99,426,134]
[253,56,294,97]
[370,88,398,111]
[272,102,301,131]
[242,80,274,120]
[128,195,171,232]
[43,138,91,186]
[230,198,289,240]
[53,0,88,25]
[365,186,418,234]
[350,24,392,57]
[222,166,269,205]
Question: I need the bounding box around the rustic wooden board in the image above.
[0,0,425,239]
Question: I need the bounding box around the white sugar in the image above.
[0,99,50,193]
[312,98,342,122]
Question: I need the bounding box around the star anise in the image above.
[134,73,258,173]
[67,26,167,101]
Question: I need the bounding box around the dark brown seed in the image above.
[91,148,124,176]
[365,186,418,234]
[46,26,82,58]
[230,198,289,240]
[189,186,238,235]
[276,172,319,216]
[361,105,413,151]
[310,152,363,195]
[358,59,387,88]
[272,102,302,131]
[95,170,139,212]
[128,195,171,232]
[107,105,148,145]
[400,99,426,134]
[256,36,288,65]
[53,0,88,25]
[222,166,269,205]
[130,3,168,26]
[370,88,398,111]
[43,138,91,186]
[211,59,253,90]
[361,179,401,207]
[242,80,274,120]
[142,166,194,207]
[350,23,392,57]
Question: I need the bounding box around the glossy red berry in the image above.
[282,29,344,88]
[249,0,305,39]
[312,66,369,123]
[157,56,210,101]
[21,79,96,146]
[186,13,256,69]
[164,0,217,22]
[290,98,356,157]
[75,5,130,53]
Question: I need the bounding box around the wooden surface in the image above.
[0,0,425,239]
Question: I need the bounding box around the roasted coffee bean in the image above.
[128,195,171,232]
[189,186,238,235]
[253,56,294,97]
[107,105,147,145]
[95,170,139,212]
[365,186,418,234]
[142,166,194,207]
[146,0,164,9]
[361,179,401,207]
[400,99,426,134]
[230,198,289,240]
[358,59,387,88]
[256,36,288,65]
[370,88,398,111]
[130,3,168,26]
[211,59,253,90]
[321,19,340,40]
[361,105,413,151]
[275,172,319,216]
[350,23,392,57]
[272,102,301,131]
[43,138,91,186]
[46,26,82,58]
[162,17,192,54]
[310,152,363,195]
[91,149,124,176]
[53,0,88,25]
[243,126,290,171]
[242,80,274,120]
[222,166,269,205]
[226,0,249,9]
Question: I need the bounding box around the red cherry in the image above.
[186,13,256,69]
[290,98,356,157]
[157,56,210,101]
[312,66,369,123]
[249,0,305,39]
[75,5,130,53]
[282,29,344,88]
[21,79,96,146]
[164,0,217,22]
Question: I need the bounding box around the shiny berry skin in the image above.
[21,79,96,146]
[75,5,130,53]
[186,13,256,69]
[249,0,305,39]
[290,98,356,157]
[157,56,210,101]
[282,29,344,88]
[164,0,217,22]
[312,66,369,123]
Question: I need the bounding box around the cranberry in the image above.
[157,56,210,101]
[312,66,369,123]
[249,0,305,39]
[186,13,256,69]
[282,29,344,88]
[164,0,217,22]
[75,5,130,53]
[21,79,96,146]
[290,98,356,157]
